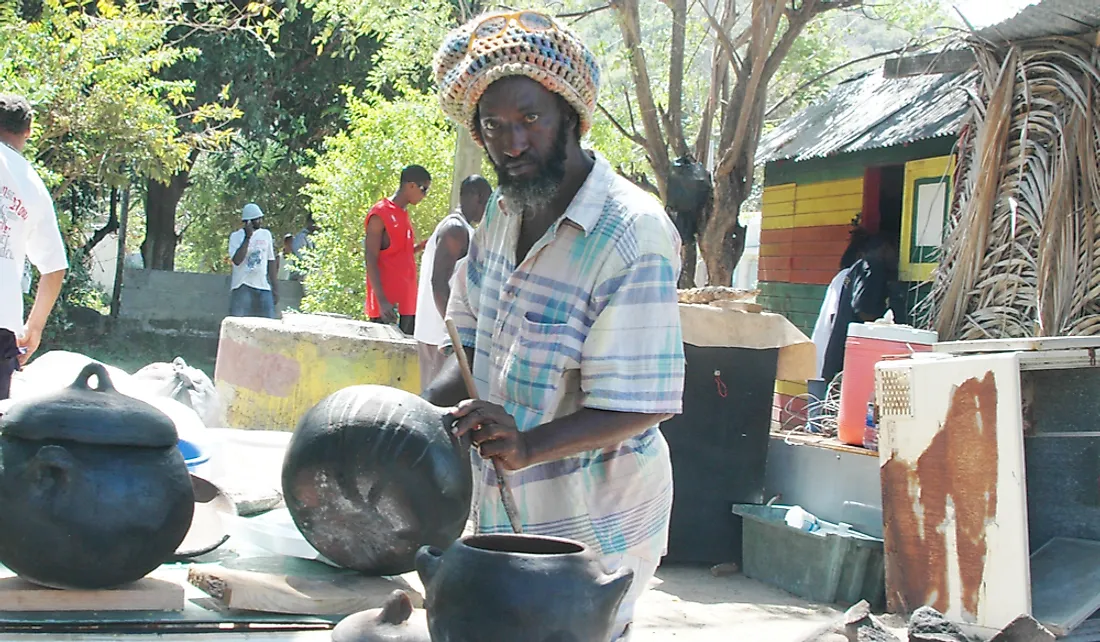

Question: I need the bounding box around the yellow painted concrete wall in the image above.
[214,314,420,431]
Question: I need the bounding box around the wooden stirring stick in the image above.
[445,319,524,534]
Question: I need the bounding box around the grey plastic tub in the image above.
[731,504,885,608]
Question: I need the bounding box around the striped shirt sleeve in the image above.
[580,227,685,415]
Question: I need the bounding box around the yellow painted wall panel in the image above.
[215,315,420,431]
[762,201,795,217]
[900,154,956,282]
[794,193,864,215]
[762,183,797,205]
[762,214,795,230]
[795,177,864,200]
[794,210,859,228]
[775,379,808,396]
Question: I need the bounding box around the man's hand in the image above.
[16,323,42,366]
[449,399,531,471]
[243,221,254,238]
[377,299,399,324]
[413,239,428,253]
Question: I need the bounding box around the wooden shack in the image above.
[754,67,972,424]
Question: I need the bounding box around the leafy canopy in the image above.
[297,89,456,317]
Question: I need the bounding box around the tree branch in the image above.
[664,0,690,157]
[610,0,671,196]
[717,0,790,173]
[694,0,737,162]
[598,103,648,148]
[560,3,612,20]
[699,0,750,73]
[82,188,120,256]
[623,85,641,138]
[765,42,910,118]
[616,164,661,196]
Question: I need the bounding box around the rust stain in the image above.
[215,338,301,397]
[883,372,998,621]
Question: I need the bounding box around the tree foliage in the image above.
[0,0,241,195]
[297,90,456,318]
[587,0,951,285]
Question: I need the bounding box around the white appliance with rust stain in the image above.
[874,337,1100,637]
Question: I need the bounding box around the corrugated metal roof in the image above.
[974,0,1100,43]
[757,68,974,165]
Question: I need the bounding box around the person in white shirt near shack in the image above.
[0,94,68,400]
[227,203,278,318]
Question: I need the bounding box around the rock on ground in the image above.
[989,615,1055,642]
[908,606,974,642]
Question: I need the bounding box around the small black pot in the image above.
[0,363,194,589]
[416,534,634,642]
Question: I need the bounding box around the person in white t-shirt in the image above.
[412,175,491,391]
[228,203,277,318]
[0,94,68,399]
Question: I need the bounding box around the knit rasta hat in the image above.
[433,10,600,146]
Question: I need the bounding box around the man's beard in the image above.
[491,126,569,218]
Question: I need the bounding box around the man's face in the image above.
[460,190,490,225]
[408,180,431,206]
[477,76,571,215]
[248,217,264,230]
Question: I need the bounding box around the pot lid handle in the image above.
[71,363,115,393]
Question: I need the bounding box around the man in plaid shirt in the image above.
[425,11,685,639]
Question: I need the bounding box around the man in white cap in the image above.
[0,94,68,400]
[424,12,685,639]
[228,203,277,318]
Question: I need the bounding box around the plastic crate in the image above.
[732,504,885,608]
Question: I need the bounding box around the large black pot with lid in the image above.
[0,363,194,589]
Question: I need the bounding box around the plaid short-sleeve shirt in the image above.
[446,153,685,562]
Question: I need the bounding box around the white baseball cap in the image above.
[241,203,263,221]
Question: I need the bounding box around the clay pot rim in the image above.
[459,534,589,557]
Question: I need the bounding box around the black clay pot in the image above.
[282,385,471,575]
[416,534,634,642]
[0,363,195,589]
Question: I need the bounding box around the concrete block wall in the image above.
[120,268,303,333]
[214,313,420,431]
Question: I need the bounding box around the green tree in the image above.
[141,1,383,270]
[297,90,456,317]
[0,0,239,197]
[586,0,949,285]
[1,0,240,317]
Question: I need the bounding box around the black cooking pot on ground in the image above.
[0,363,194,589]
[416,534,634,642]
[282,384,472,575]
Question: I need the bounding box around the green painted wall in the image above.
[758,281,829,337]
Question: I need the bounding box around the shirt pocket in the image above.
[502,313,580,413]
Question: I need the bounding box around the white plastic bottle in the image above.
[784,506,820,532]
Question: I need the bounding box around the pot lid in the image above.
[0,363,179,447]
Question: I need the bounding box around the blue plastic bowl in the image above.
[177,438,210,472]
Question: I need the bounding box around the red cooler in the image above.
[837,323,938,446]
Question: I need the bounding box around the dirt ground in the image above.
[3,566,908,642]
[634,565,839,640]
[633,566,909,641]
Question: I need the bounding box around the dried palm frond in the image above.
[927,34,1100,340]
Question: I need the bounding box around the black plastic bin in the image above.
[662,343,778,564]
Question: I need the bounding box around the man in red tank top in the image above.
[364,165,431,335]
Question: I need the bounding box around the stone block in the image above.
[989,615,1055,642]
[908,606,974,642]
[214,313,419,431]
